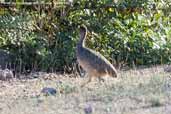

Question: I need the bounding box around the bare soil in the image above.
[0,65,171,114]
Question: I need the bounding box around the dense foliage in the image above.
[0,0,171,73]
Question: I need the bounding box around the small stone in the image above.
[164,66,171,72]
[84,105,93,114]
[41,87,57,96]
[56,80,63,84]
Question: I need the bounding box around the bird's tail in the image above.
[112,70,117,78]
[109,67,118,78]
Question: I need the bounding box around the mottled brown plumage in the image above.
[76,25,117,87]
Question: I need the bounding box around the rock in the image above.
[84,105,93,114]
[164,66,171,72]
[41,87,57,96]
[0,69,14,81]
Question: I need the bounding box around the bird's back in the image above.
[77,46,117,77]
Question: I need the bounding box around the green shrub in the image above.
[0,0,171,72]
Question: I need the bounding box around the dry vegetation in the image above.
[0,66,171,114]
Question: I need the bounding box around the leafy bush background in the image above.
[0,0,171,73]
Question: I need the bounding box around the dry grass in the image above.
[0,65,171,114]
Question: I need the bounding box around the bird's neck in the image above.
[78,30,87,48]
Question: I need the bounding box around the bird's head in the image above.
[79,25,87,35]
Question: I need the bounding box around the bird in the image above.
[76,25,117,87]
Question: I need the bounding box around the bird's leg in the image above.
[98,76,105,83]
[98,76,105,85]
[81,76,92,88]
[76,64,84,77]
